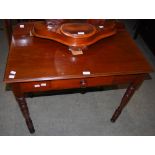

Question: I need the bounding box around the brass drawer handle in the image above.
[80,79,87,88]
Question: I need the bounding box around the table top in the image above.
[4,22,154,83]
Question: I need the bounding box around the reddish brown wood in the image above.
[3,21,154,133]
[31,20,117,48]
[60,23,96,38]
[19,74,142,93]
[111,76,145,122]
[4,22,153,84]
[20,81,52,92]
[12,83,35,133]
[4,19,13,46]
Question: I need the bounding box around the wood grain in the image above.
[4,22,153,83]
[31,20,117,47]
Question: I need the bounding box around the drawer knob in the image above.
[80,79,87,88]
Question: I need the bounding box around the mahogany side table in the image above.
[4,22,154,133]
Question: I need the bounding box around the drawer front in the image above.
[20,77,113,92]
[19,75,140,93]
[20,81,51,92]
[51,76,113,90]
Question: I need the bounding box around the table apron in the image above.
[14,74,147,93]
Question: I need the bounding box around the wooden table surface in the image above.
[4,22,153,83]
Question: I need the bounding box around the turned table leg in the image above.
[111,77,144,122]
[12,84,35,134]
[15,97,35,133]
